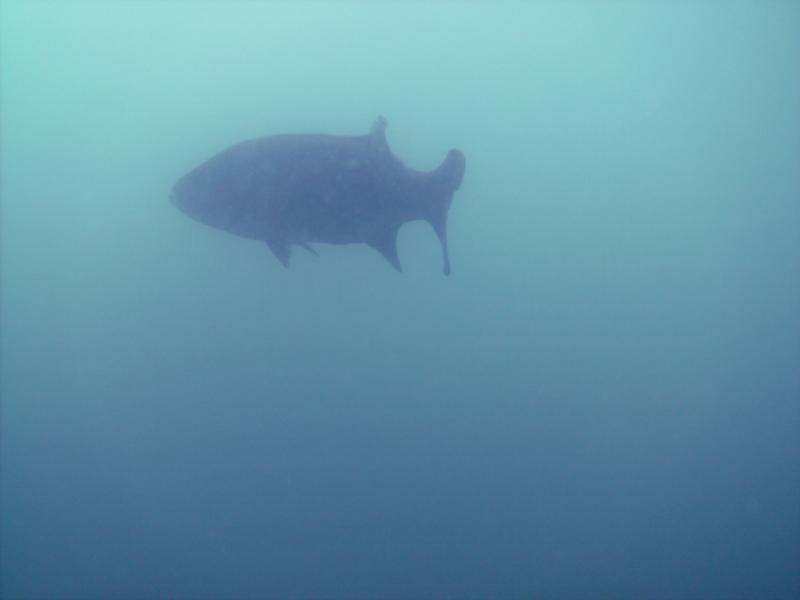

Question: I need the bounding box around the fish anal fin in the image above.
[367,226,402,273]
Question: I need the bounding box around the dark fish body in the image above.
[171,117,465,274]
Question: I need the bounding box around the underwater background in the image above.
[1,1,798,598]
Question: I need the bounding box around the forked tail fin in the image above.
[438,149,465,192]
[428,149,465,276]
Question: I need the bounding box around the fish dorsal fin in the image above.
[367,225,402,272]
[369,116,388,146]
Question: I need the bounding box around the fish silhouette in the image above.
[171,117,465,274]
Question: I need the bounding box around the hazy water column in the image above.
[1,1,798,599]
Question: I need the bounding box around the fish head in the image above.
[170,162,239,231]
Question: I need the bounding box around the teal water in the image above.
[1,2,799,598]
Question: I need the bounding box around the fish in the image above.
[170,117,466,275]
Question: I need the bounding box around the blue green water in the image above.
[1,1,799,598]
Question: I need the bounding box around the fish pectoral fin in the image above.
[367,227,402,273]
[265,237,291,268]
[298,242,319,257]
